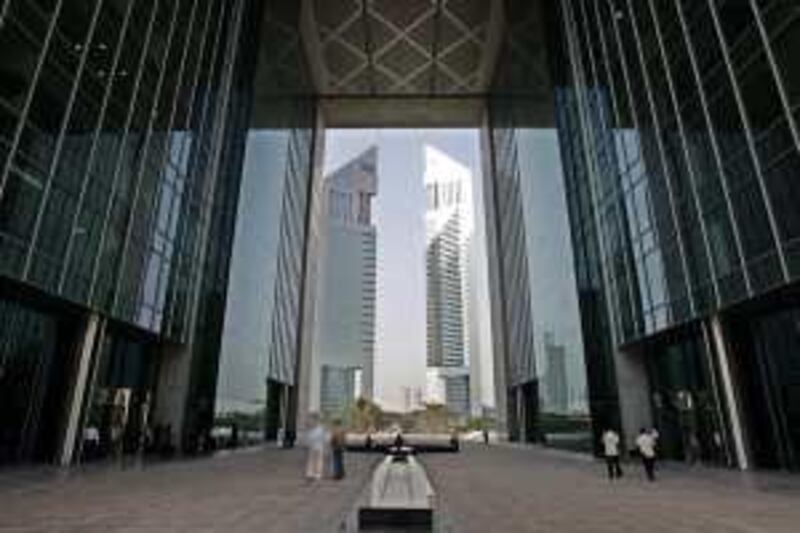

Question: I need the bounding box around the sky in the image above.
[324,129,484,412]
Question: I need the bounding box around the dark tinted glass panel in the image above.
[0,297,78,464]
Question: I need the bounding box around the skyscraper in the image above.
[543,332,569,414]
[311,146,378,419]
[425,145,473,418]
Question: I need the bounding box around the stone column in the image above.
[152,342,192,451]
[614,348,653,455]
[294,108,326,436]
[60,312,105,467]
[479,113,508,438]
[709,314,750,470]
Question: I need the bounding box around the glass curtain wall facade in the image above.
[214,0,316,445]
[554,0,800,468]
[486,0,593,446]
[486,97,538,442]
[176,0,259,453]
[557,0,800,345]
[0,0,241,332]
[0,0,298,464]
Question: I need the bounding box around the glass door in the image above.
[750,306,800,470]
[0,299,75,466]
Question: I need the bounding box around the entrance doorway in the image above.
[80,329,158,462]
[643,325,730,466]
[0,296,81,466]
[265,379,294,446]
[728,294,800,470]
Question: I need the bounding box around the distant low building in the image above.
[544,332,569,414]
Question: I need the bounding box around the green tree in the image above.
[347,397,384,432]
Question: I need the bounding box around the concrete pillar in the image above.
[709,314,750,470]
[479,113,509,437]
[60,312,105,467]
[295,109,326,435]
[614,348,653,454]
[152,342,193,451]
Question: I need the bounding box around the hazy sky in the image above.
[324,129,483,411]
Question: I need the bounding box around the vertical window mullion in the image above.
[0,0,64,199]
[22,0,106,280]
[623,0,697,318]
[87,0,163,306]
[673,0,753,297]
[706,0,789,282]
[645,0,721,309]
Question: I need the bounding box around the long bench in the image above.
[347,433,459,454]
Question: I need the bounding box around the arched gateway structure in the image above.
[1,0,799,472]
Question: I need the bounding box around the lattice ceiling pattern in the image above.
[311,0,493,95]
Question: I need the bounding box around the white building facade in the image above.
[424,146,475,418]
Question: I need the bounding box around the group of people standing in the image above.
[304,415,347,481]
[602,427,659,482]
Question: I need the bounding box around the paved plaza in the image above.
[427,445,800,533]
[0,448,377,533]
[1,444,799,532]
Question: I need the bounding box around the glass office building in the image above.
[0,0,249,464]
[486,0,593,447]
[0,0,313,464]
[483,0,799,465]
[1,0,798,471]
[552,0,800,468]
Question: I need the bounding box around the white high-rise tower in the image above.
[424,145,473,418]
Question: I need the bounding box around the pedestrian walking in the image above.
[450,430,460,452]
[712,430,725,466]
[602,428,623,479]
[636,427,657,481]
[483,428,490,446]
[649,427,660,456]
[305,414,327,481]
[686,432,701,465]
[110,404,126,463]
[330,420,346,480]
